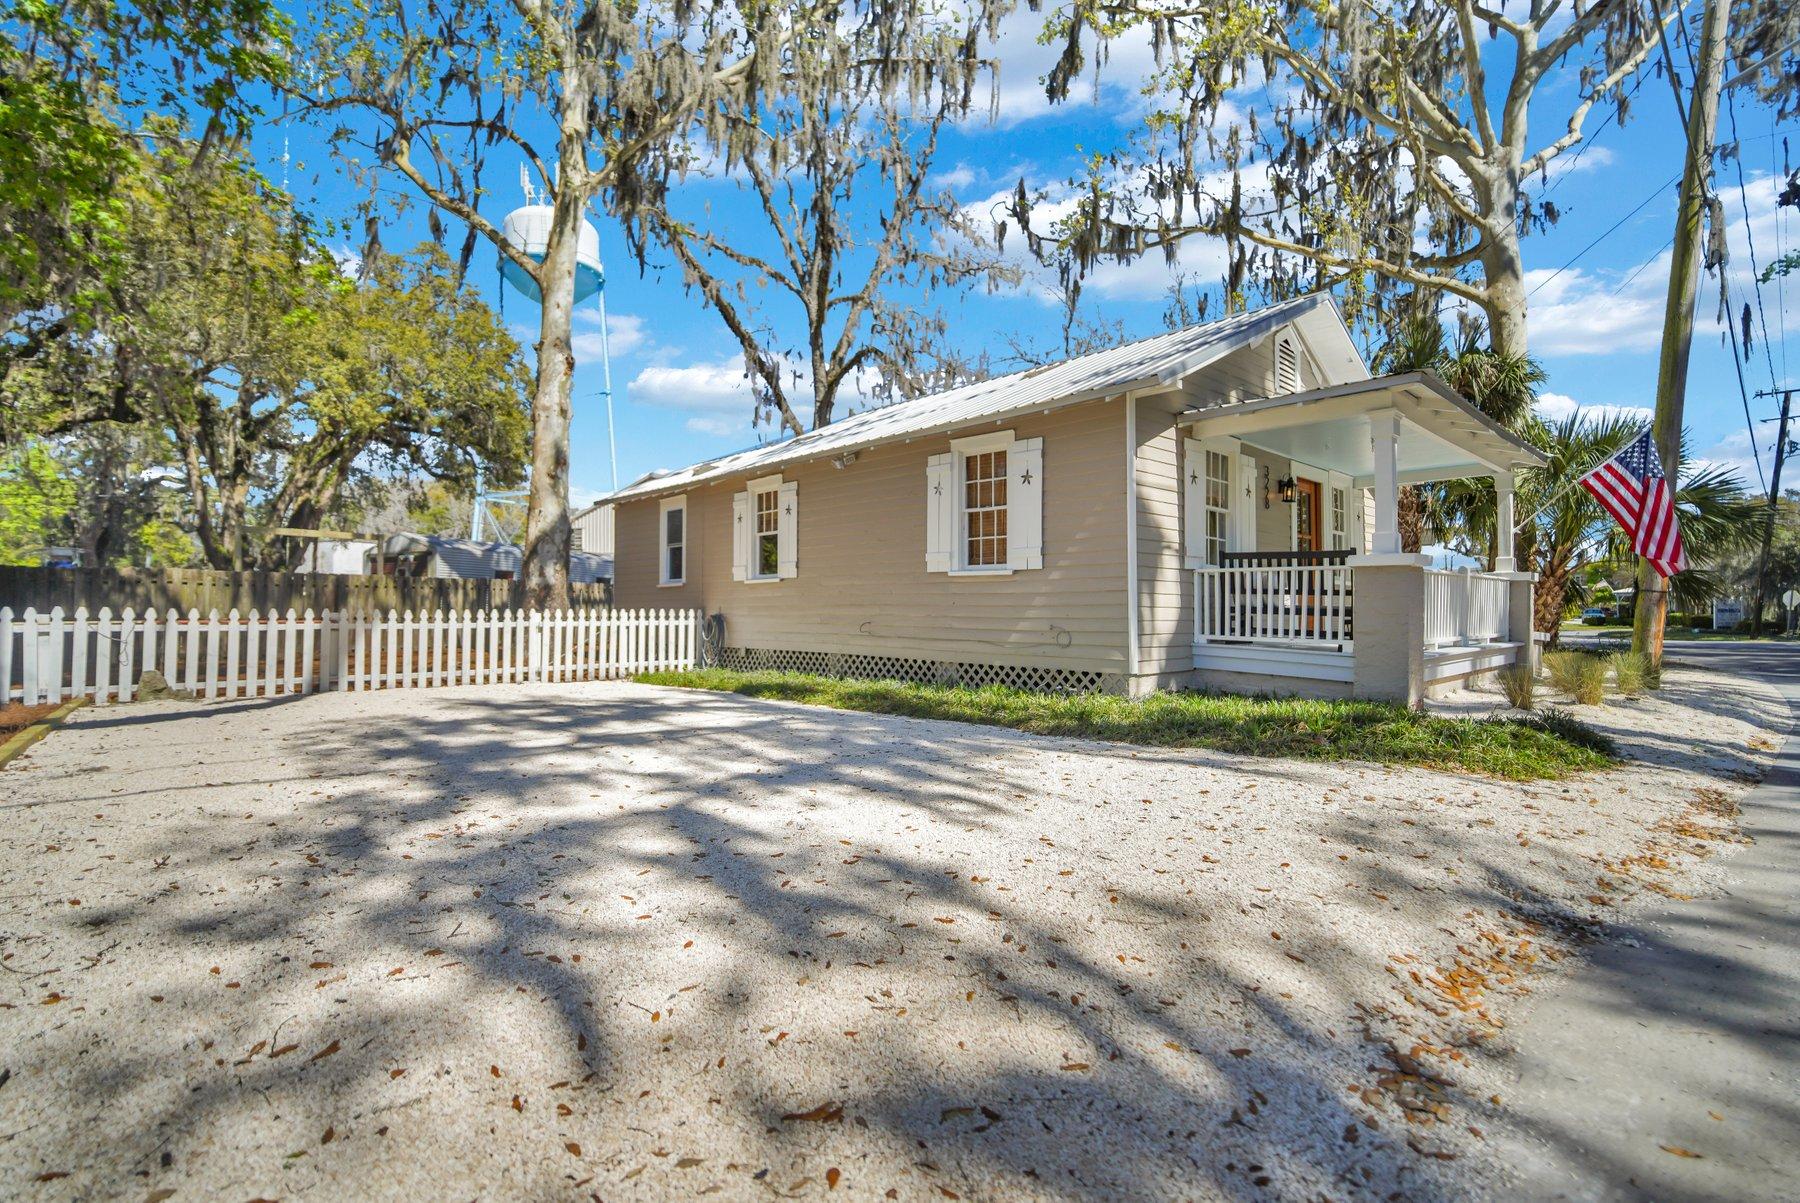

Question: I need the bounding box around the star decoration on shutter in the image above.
[784,504,793,515]
[1189,469,1199,484]
[933,482,943,496]
[1019,468,1033,485]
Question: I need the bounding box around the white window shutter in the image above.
[1182,437,1207,568]
[731,491,749,581]
[1008,436,1043,570]
[777,480,798,578]
[925,453,953,572]
[1235,453,1256,552]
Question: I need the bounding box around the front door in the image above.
[1294,478,1322,552]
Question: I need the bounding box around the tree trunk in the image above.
[518,180,582,612]
[1398,485,1425,553]
[1534,562,1570,646]
[1480,226,1529,361]
[1632,0,1728,663]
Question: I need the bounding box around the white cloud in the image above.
[966,8,1164,128]
[1690,428,1770,492]
[627,352,888,439]
[628,356,758,437]
[573,311,648,359]
[1523,263,1668,356]
[1523,168,1792,358]
[931,162,980,190]
[1533,391,1655,425]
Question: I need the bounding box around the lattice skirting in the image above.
[713,646,1123,695]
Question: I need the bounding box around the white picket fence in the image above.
[1,606,700,705]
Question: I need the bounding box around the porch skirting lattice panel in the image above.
[714,646,1122,696]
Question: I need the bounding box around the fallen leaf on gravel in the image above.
[781,1101,844,1123]
[676,1157,703,1168]
[1660,1145,1703,1159]
[827,1167,842,1188]
[1060,1062,1090,1072]
[308,1040,341,1063]
[35,1172,69,1182]
[1229,1048,1251,1058]
[565,1142,582,1156]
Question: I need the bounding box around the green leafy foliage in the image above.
[0,444,78,564]
[2,135,529,568]
[0,0,291,325]
[636,669,1618,781]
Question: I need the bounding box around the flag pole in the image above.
[1510,445,1624,536]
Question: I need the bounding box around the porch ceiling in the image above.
[1179,371,1547,486]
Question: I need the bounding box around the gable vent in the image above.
[1273,330,1302,394]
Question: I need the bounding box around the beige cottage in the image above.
[607,294,1545,704]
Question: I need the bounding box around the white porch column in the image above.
[1369,409,1402,555]
[1493,470,1516,572]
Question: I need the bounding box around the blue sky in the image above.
[257,6,1795,511]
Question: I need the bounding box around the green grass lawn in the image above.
[634,669,1618,781]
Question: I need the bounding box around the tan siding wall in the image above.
[1135,397,1190,677]
[613,401,1131,673]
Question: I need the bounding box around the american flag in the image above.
[1579,429,1688,579]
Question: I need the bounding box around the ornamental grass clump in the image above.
[1543,650,1607,706]
[1496,664,1536,710]
[1609,651,1653,697]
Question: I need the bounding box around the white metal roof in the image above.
[607,292,1363,503]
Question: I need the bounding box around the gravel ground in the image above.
[0,667,1782,1201]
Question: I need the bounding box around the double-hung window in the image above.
[1330,485,1348,551]
[926,431,1043,574]
[753,484,781,578]
[963,448,1009,567]
[1182,434,1240,568]
[732,474,798,581]
[659,496,686,585]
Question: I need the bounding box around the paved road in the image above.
[1499,640,1800,1201]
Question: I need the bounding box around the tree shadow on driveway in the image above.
[4,681,1564,1200]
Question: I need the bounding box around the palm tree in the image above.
[1513,411,1640,639]
[1515,415,1767,642]
[1374,314,1543,559]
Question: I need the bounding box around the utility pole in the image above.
[1752,388,1794,635]
[1632,0,1730,663]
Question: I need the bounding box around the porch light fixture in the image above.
[1277,475,1297,504]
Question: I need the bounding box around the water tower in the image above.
[480,165,618,541]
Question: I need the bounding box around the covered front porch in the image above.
[1178,372,1547,702]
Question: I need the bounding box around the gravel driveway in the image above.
[0,672,1782,1201]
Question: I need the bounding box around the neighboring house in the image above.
[371,533,612,584]
[300,539,377,575]
[607,294,1544,703]
[569,502,615,558]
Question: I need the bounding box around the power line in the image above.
[1610,233,1677,296]
[1723,275,1770,490]
[1527,173,1682,298]
[1725,90,1782,396]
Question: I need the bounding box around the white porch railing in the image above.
[1194,563,1354,648]
[1423,569,1510,648]
[2,606,701,705]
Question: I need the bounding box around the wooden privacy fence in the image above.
[2,607,701,705]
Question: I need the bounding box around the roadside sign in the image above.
[1713,598,1745,628]
[1784,590,1800,608]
